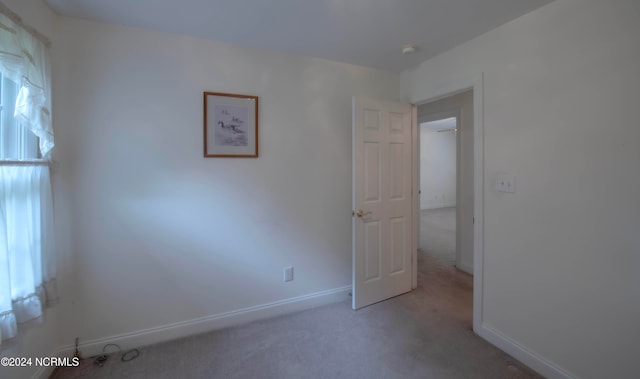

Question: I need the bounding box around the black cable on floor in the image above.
[94,343,140,367]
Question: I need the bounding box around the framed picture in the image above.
[204,92,259,157]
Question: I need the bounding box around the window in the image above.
[1,73,39,160]
[0,6,56,345]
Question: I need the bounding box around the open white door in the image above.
[352,97,414,310]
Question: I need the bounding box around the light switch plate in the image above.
[496,175,516,193]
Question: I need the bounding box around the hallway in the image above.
[418,206,473,327]
[419,207,457,265]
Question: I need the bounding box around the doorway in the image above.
[415,89,475,325]
[419,116,458,266]
[351,77,484,323]
[418,89,474,274]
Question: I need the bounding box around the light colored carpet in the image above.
[51,211,541,379]
[419,207,456,266]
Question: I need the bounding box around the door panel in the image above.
[390,217,406,274]
[364,143,381,202]
[364,221,381,281]
[353,97,413,309]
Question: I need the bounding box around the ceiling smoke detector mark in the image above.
[401,45,417,55]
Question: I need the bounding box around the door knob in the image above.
[353,209,372,218]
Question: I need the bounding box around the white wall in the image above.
[52,16,400,351]
[401,0,640,378]
[419,125,456,209]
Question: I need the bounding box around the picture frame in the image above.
[204,91,259,157]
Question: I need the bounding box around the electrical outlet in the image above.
[284,266,294,282]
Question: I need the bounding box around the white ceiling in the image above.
[45,0,552,72]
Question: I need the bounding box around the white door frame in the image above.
[411,73,484,332]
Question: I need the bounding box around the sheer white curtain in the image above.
[0,4,56,344]
[0,5,53,157]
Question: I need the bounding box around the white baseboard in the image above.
[456,262,473,275]
[420,204,456,210]
[56,286,351,359]
[475,323,577,379]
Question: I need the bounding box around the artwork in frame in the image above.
[204,92,259,157]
